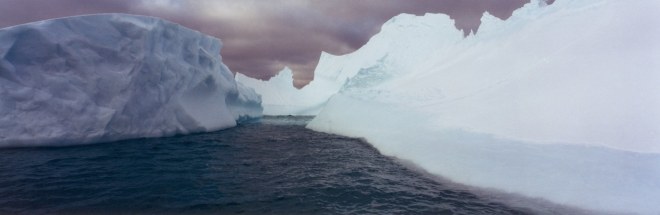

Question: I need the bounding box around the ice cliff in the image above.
[236,66,341,115]
[0,14,262,147]
[302,0,660,214]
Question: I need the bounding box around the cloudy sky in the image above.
[0,0,530,87]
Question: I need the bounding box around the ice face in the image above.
[236,67,335,116]
[236,12,465,116]
[308,0,660,214]
[236,60,351,116]
[0,14,262,147]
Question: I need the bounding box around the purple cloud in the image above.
[0,0,531,87]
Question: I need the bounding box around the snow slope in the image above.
[236,67,334,115]
[237,7,471,116]
[236,50,359,116]
[0,14,262,147]
[308,0,660,214]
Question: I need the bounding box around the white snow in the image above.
[237,9,466,116]
[236,55,354,116]
[306,0,660,214]
[237,67,332,115]
[0,14,262,147]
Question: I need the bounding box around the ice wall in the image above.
[236,67,334,115]
[0,14,262,147]
[236,5,470,116]
[308,0,660,214]
[236,53,356,116]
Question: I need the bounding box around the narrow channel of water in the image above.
[0,116,535,214]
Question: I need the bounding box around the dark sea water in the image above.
[0,116,533,214]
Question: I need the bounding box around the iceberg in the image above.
[237,7,476,116]
[306,0,660,214]
[0,14,262,147]
[237,67,331,115]
[236,52,355,116]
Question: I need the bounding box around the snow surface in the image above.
[237,7,466,116]
[305,0,660,214]
[0,14,262,147]
[236,48,365,116]
[236,67,335,115]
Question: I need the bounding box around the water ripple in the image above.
[0,117,531,214]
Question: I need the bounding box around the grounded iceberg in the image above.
[305,0,660,214]
[0,14,262,147]
[237,67,330,115]
[236,53,354,116]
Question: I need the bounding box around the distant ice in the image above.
[237,67,332,116]
[236,52,358,116]
[0,14,262,147]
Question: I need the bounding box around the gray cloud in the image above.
[0,0,132,26]
[0,0,530,88]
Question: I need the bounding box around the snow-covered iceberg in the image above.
[0,14,262,147]
[236,51,357,116]
[236,6,485,116]
[237,67,329,115]
[306,0,660,214]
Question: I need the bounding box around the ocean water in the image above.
[1,116,532,214]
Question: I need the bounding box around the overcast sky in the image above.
[0,0,530,87]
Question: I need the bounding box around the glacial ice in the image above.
[236,67,336,115]
[0,14,262,147]
[237,8,468,116]
[304,0,660,214]
[236,48,368,116]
